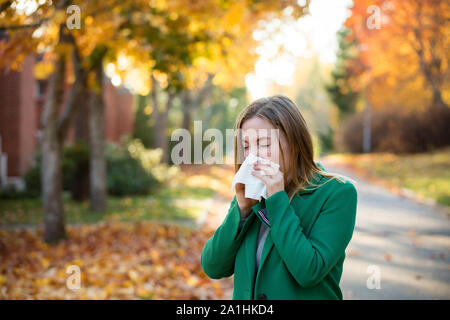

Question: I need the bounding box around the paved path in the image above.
[320,158,450,299]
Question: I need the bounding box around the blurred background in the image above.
[0,0,448,299]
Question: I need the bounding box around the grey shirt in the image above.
[238,211,270,273]
[255,222,270,273]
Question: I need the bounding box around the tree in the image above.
[1,1,113,241]
[344,0,449,111]
[325,27,361,123]
[0,0,311,242]
[39,26,103,242]
[116,0,311,163]
[88,52,107,212]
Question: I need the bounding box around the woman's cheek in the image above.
[269,145,281,165]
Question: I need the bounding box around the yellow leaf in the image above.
[150,249,160,261]
[128,270,139,281]
[186,275,198,287]
[35,278,49,286]
[33,61,54,80]
[136,285,151,297]
[40,257,50,269]
[211,282,221,289]
[176,248,185,257]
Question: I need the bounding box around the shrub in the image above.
[124,138,183,187]
[23,142,88,195]
[22,138,162,198]
[337,105,450,153]
[106,143,160,196]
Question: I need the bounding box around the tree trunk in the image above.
[41,55,66,244]
[412,2,448,110]
[72,84,90,201]
[151,73,173,164]
[40,27,104,243]
[180,73,214,132]
[431,86,448,110]
[88,61,106,212]
[181,90,192,133]
[161,92,174,163]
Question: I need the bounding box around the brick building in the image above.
[0,56,135,189]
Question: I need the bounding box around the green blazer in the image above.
[201,163,358,300]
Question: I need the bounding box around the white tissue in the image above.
[231,153,280,200]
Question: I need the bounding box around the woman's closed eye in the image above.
[244,144,269,150]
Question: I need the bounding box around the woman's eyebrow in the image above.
[243,137,270,144]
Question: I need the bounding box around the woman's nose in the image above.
[248,146,258,157]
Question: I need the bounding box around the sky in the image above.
[245,0,354,100]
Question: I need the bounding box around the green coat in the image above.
[201,163,358,300]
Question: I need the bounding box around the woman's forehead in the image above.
[241,116,274,130]
[240,129,282,144]
[239,117,283,143]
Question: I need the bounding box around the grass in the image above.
[324,147,450,207]
[0,183,215,227]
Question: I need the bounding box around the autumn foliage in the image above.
[0,221,230,299]
[333,0,450,153]
[345,0,449,111]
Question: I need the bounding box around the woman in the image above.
[201,95,358,300]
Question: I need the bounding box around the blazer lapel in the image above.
[244,201,264,286]
[244,218,258,288]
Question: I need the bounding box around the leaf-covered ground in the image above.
[322,148,450,209]
[0,221,230,299]
[0,164,236,300]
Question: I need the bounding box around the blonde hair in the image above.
[234,94,351,203]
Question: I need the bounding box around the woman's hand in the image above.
[235,182,259,219]
[252,160,284,198]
